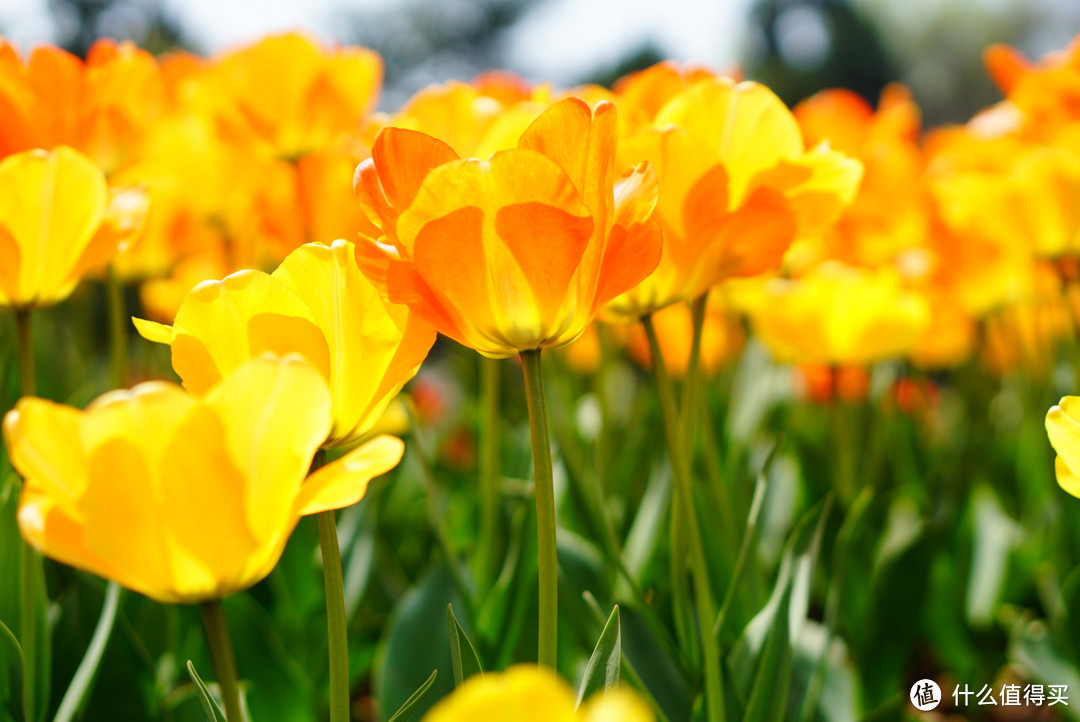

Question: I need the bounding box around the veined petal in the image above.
[205,355,331,544]
[272,240,435,445]
[170,270,331,396]
[294,434,404,515]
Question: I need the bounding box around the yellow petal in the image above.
[170,270,331,396]
[4,398,88,512]
[295,435,404,515]
[421,666,576,722]
[1047,398,1080,485]
[579,689,656,722]
[205,355,332,544]
[272,240,435,445]
[132,316,174,344]
[656,79,803,206]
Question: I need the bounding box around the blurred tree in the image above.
[342,0,536,110]
[48,0,194,56]
[745,0,896,108]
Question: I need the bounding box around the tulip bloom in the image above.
[421,666,654,722]
[603,76,863,320]
[1048,396,1080,498]
[135,239,435,447]
[207,32,382,160]
[0,147,112,310]
[0,38,164,173]
[747,262,931,366]
[5,355,403,603]
[354,96,663,358]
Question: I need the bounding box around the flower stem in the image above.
[520,349,558,669]
[14,307,45,722]
[15,308,34,397]
[317,510,349,721]
[644,315,724,722]
[680,292,709,450]
[199,601,243,722]
[476,356,501,595]
[106,265,127,389]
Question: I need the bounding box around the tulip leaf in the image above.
[446,604,483,686]
[0,617,24,722]
[54,582,122,722]
[387,669,438,722]
[576,604,621,708]
[187,660,226,722]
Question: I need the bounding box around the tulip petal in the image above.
[133,316,174,343]
[160,405,262,600]
[272,240,436,445]
[656,79,803,206]
[295,435,404,515]
[4,398,88,510]
[170,270,331,396]
[206,355,332,543]
[592,164,663,308]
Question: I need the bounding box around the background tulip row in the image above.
[3,25,1080,722]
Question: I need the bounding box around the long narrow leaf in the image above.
[447,604,483,686]
[187,660,225,722]
[576,605,621,707]
[54,582,122,722]
[388,669,439,722]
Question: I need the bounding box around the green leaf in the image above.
[728,498,831,719]
[387,670,438,722]
[446,604,483,686]
[376,565,460,719]
[576,605,621,707]
[1009,617,1080,722]
[742,583,794,722]
[54,582,122,722]
[187,660,225,722]
[0,617,24,722]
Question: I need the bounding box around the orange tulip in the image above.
[603,76,863,320]
[0,38,164,173]
[354,97,663,358]
[207,32,382,160]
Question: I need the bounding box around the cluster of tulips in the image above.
[6,25,1080,722]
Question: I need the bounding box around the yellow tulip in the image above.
[134,239,435,447]
[0,146,110,309]
[4,355,404,604]
[747,261,931,366]
[420,666,654,722]
[1047,396,1080,498]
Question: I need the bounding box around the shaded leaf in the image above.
[576,605,621,707]
[446,604,483,686]
[187,660,225,722]
[387,669,438,722]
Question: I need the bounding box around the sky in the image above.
[0,0,752,84]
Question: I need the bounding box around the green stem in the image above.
[520,349,558,669]
[476,356,501,595]
[199,601,243,722]
[54,583,122,722]
[15,307,45,722]
[106,265,128,389]
[317,504,350,722]
[680,292,709,450]
[15,308,34,397]
[644,315,724,722]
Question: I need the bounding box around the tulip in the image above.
[748,262,930,366]
[420,666,654,722]
[135,239,435,448]
[603,76,863,321]
[0,38,164,173]
[354,96,662,359]
[207,32,382,160]
[5,354,402,604]
[0,147,111,310]
[1047,396,1080,498]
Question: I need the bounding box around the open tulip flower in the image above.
[206,32,382,161]
[135,239,435,447]
[421,666,654,722]
[602,76,863,320]
[354,96,663,358]
[1047,397,1080,498]
[747,261,931,366]
[0,146,114,310]
[4,355,404,604]
[0,38,164,173]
